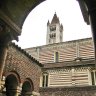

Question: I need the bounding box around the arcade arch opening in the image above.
[21,79,34,96]
[5,74,19,96]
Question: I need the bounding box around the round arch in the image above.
[21,78,34,96]
[5,71,21,84]
[5,73,20,96]
[0,0,45,29]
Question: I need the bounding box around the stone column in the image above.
[0,19,19,90]
[0,76,5,94]
[71,68,75,86]
[0,21,9,80]
[16,86,22,96]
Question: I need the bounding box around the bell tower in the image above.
[46,12,63,44]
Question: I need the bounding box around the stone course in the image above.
[40,86,96,96]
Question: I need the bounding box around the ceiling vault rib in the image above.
[0,10,21,35]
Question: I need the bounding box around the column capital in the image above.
[32,91,40,96]
[0,76,5,93]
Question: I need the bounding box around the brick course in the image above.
[4,43,42,92]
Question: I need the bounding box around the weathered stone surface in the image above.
[40,86,96,96]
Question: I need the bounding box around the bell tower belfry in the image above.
[46,12,63,44]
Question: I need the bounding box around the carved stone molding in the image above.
[0,10,21,34]
[0,19,19,46]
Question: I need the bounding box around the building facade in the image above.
[1,13,96,96]
[0,43,42,96]
[0,1,96,96]
[25,13,96,96]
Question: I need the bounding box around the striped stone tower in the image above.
[46,12,63,44]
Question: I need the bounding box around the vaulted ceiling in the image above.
[0,0,45,34]
[0,0,96,42]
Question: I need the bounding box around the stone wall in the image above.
[40,86,96,96]
[26,38,94,64]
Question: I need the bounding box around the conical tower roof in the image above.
[51,12,60,24]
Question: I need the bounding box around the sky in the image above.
[14,0,92,48]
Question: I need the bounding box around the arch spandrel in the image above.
[0,0,45,31]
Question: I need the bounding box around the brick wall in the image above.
[4,43,42,92]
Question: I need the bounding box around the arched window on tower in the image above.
[50,26,56,31]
